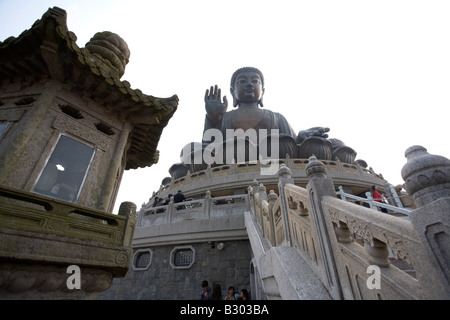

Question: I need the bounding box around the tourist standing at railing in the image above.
[163,194,173,205]
[154,198,165,213]
[151,196,159,207]
[174,190,186,210]
[372,185,388,213]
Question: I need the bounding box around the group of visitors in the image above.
[152,195,171,207]
[200,280,249,300]
[151,190,186,212]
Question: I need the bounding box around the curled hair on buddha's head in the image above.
[230,67,265,108]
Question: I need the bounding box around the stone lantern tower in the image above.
[0,7,178,298]
[0,7,178,211]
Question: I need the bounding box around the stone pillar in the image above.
[168,196,174,223]
[267,190,278,246]
[0,81,62,184]
[277,164,293,247]
[204,190,211,218]
[99,122,132,212]
[258,183,267,237]
[305,155,343,300]
[401,145,450,299]
[118,201,136,247]
[386,183,404,208]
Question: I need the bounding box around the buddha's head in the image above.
[230,67,265,108]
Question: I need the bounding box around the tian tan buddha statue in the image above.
[171,67,357,178]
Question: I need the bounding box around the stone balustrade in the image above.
[138,193,249,227]
[247,147,450,300]
[336,185,412,217]
[0,185,136,299]
[151,156,385,203]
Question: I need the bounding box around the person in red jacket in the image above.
[372,185,387,213]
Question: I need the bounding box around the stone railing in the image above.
[0,185,135,246]
[153,156,384,198]
[336,185,412,217]
[247,147,450,300]
[0,185,136,299]
[138,193,249,227]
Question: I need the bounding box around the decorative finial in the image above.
[268,189,278,202]
[401,145,450,207]
[305,155,327,178]
[85,31,130,79]
[277,163,292,178]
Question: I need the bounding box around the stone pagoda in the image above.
[0,7,178,299]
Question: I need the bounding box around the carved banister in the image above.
[322,195,446,298]
[0,184,133,248]
[0,185,125,226]
[323,196,419,259]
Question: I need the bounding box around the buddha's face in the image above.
[231,71,264,105]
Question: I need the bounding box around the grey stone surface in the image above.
[99,240,252,300]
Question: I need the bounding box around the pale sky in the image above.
[1,0,449,214]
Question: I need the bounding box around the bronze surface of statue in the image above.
[202,67,336,157]
[174,67,358,178]
[204,67,297,139]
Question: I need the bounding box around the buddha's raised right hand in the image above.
[205,85,228,122]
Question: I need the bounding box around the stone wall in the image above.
[99,239,252,300]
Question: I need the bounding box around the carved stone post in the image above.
[306,155,343,300]
[185,170,191,184]
[231,158,236,175]
[258,183,267,237]
[401,145,450,298]
[168,196,174,223]
[333,220,353,244]
[267,190,278,246]
[118,201,136,247]
[387,183,404,208]
[251,179,259,214]
[364,238,390,267]
[277,164,293,247]
[204,190,211,218]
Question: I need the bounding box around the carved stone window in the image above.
[33,134,95,203]
[170,246,195,269]
[59,104,84,119]
[132,249,153,271]
[95,122,115,136]
[14,97,36,106]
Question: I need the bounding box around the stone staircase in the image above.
[244,210,331,300]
